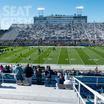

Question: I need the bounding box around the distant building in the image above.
[34,15,87,24]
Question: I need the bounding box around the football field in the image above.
[0,46,104,65]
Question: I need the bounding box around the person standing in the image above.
[0,65,4,72]
[14,64,24,85]
[56,72,65,89]
[0,65,4,86]
[45,66,53,87]
[35,66,42,85]
[24,64,34,86]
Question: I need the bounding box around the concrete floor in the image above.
[0,83,78,104]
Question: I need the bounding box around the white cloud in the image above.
[37,7,45,11]
[76,6,84,10]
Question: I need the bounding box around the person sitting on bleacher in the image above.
[64,72,73,90]
[3,65,11,73]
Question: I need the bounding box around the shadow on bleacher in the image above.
[0,85,16,89]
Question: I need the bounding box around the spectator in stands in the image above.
[45,66,53,87]
[35,65,42,85]
[64,72,73,89]
[3,65,11,73]
[94,67,102,76]
[56,72,65,89]
[0,65,4,72]
[14,64,24,85]
[24,64,34,86]
[0,65,3,86]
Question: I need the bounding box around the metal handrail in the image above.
[1,73,16,76]
[76,76,104,78]
[73,83,86,104]
[74,77,104,104]
[0,73,16,83]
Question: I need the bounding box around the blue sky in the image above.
[0,0,104,29]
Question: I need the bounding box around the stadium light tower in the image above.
[37,7,45,17]
[76,6,84,16]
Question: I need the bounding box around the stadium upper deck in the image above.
[34,15,87,24]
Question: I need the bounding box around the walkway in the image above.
[0,83,78,104]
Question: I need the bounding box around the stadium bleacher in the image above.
[0,21,104,46]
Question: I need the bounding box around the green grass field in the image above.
[0,46,104,65]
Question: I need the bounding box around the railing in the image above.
[0,73,41,84]
[73,77,104,104]
[0,73,55,86]
[0,73,16,83]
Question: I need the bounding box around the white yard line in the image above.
[88,48,104,61]
[33,48,48,62]
[83,48,98,65]
[57,47,61,64]
[43,49,54,64]
[75,49,85,65]
[67,48,71,64]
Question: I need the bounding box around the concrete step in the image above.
[0,83,78,104]
[0,99,75,104]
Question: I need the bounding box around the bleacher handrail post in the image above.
[73,77,86,104]
[1,72,4,83]
[94,95,97,104]
[78,83,81,104]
